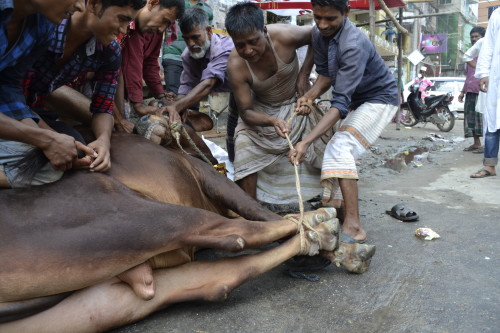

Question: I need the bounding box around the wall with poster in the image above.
[420,34,448,54]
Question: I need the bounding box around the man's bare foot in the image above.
[341,223,367,243]
[117,262,155,300]
[470,166,496,178]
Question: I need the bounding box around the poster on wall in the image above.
[420,34,448,54]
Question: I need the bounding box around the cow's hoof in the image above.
[330,243,376,274]
[285,207,337,229]
[305,231,320,256]
[318,219,340,252]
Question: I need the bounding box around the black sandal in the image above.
[386,204,419,222]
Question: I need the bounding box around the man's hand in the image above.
[295,96,315,115]
[480,77,489,93]
[133,103,162,117]
[163,105,182,123]
[458,92,465,103]
[87,138,111,172]
[42,133,95,171]
[288,141,309,166]
[272,117,290,138]
[160,92,177,105]
[115,119,135,133]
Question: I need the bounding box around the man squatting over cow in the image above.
[163,7,235,137]
[289,0,399,243]
[0,0,91,189]
[22,0,144,178]
[226,2,332,205]
[118,0,185,135]
[44,0,186,141]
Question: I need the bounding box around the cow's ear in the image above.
[183,110,214,132]
[180,109,189,123]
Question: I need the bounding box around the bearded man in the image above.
[164,7,235,134]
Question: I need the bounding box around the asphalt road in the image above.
[112,119,499,333]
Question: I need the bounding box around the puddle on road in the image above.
[384,146,429,171]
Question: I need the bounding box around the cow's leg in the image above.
[0,223,336,333]
[182,207,338,251]
[118,209,339,300]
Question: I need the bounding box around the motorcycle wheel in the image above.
[400,106,418,127]
[435,106,455,132]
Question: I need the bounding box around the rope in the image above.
[284,102,322,253]
[169,121,213,165]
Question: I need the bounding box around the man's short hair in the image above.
[310,0,349,13]
[179,7,209,34]
[158,0,185,16]
[470,26,486,37]
[101,0,144,10]
[225,2,264,37]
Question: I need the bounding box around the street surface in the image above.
[112,119,499,333]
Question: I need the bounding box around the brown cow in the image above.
[0,133,375,332]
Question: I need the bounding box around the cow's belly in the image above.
[109,134,222,212]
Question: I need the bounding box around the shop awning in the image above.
[252,0,405,11]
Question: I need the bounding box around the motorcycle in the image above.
[399,82,457,132]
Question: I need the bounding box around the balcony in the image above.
[358,27,399,56]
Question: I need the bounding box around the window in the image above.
[439,0,452,4]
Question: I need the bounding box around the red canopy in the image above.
[252,0,405,10]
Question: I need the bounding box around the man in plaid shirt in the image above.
[23,0,143,174]
[0,0,92,188]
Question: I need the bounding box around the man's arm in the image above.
[0,113,93,171]
[459,80,466,103]
[289,106,341,165]
[475,10,498,89]
[85,43,120,171]
[121,33,162,116]
[270,24,312,55]
[113,71,134,133]
[296,46,314,96]
[165,77,218,115]
[142,33,168,101]
[295,74,331,114]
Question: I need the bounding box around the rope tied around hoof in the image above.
[283,101,322,254]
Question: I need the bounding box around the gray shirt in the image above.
[312,19,398,118]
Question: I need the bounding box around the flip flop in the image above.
[385,204,419,222]
[340,232,366,244]
[472,147,484,154]
[284,255,331,282]
[464,145,478,151]
[470,169,496,178]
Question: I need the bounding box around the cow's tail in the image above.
[11,148,48,186]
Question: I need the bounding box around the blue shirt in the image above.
[0,0,54,120]
[23,17,121,118]
[312,19,398,118]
